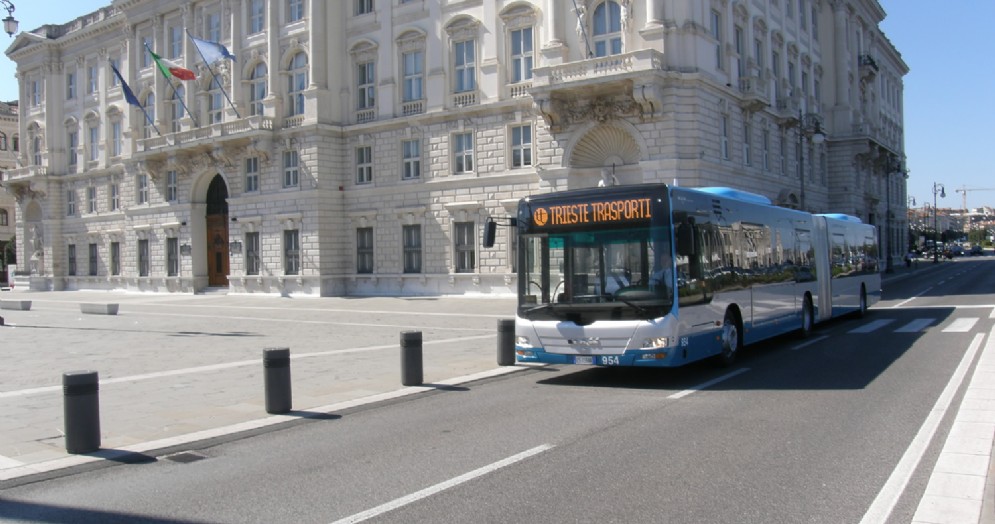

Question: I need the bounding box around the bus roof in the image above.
[692,187,773,205]
[818,213,864,224]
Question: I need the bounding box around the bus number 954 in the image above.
[600,356,621,366]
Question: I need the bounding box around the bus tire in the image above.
[715,308,742,367]
[857,285,868,318]
[800,294,815,338]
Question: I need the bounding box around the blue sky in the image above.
[1,1,991,210]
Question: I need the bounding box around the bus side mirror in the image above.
[676,223,696,256]
[483,220,498,248]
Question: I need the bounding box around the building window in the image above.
[249,0,265,34]
[87,186,97,214]
[249,63,267,116]
[402,51,423,102]
[356,227,374,273]
[288,0,305,22]
[0,132,6,150]
[288,52,308,116]
[142,93,156,138]
[169,25,183,58]
[710,10,722,70]
[509,27,533,82]
[743,122,752,166]
[593,1,623,57]
[136,174,149,204]
[0,209,7,226]
[88,124,100,161]
[66,190,76,216]
[284,229,300,275]
[283,150,299,188]
[453,131,474,174]
[356,146,373,184]
[66,71,76,100]
[734,26,744,78]
[720,116,730,160]
[171,86,185,133]
[206,12,222,42]
[67,130,78,169]
[87,64,97,94]
[779,133,787,175]
[138,239,149,277]
[110,241,121,275]
[32,136,42,166]
[167,237,179,277]
[357,61,375,110]
[207,84,224,124]
[111,121,122,157]
[110,183,120,211]
[67,244,77,276]
[762,129,770,171]
[403,224,421,273]
[245,157,259,192]
[141,37,152,68]
[401,139,420,180]
[245,232,260,275]
[453,39,476,93]
[510,125,533,168]
[30,80,40,106]
[754,39,764,72]
[166,170,178,202]
[88,243,98,276]
[108,57,121,87]
[356,0,374,16]
[454,221,475,273]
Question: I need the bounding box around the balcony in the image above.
[356,108,376,124]
[135,116,275,156]
[2,165,47,184]
[450,91,478,108]
[1,165,48,202]
[401,100,424,116]
[530,49,665,130]
[737,76,769,112]
[859,54,879,83]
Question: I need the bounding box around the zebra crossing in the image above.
[846,316,983,334]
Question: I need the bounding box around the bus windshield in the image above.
[519,226,674,322]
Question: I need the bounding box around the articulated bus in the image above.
[509,183,880,367]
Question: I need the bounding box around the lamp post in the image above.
[907,196,917,253]
[933,182,946,263]
[0,1,17,37]
[795,111,825,211]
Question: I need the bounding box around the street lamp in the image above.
[933,182,946,263]
[1,1,17,37]
[795,111,825,210]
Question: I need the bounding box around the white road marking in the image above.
[667,368,750,400]
[0,333,497,399]
[858,332,985,524]
[328,444,554,524]
[849,319,895,334]
[791,335,828,351]
[942,317,979,333]
[990,307,995,319]
[895,318,935,333]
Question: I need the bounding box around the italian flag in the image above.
[149,50,196,81]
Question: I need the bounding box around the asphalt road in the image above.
[1,258,994,523]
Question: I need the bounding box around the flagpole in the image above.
[145,40,198,128]
[188,30,241,119]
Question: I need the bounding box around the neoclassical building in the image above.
[2,0,907,296]
[0,100,18,284]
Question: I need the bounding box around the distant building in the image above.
[0,100,17,283]
[3,0,908,295]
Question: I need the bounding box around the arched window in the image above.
[11,134,18,152]
[287,52,308,117]
[0,209,8,226]
[171,86,185,133]
[0,132,7,151]
[249,62,267,116]
[32,135,42,166]
[593,1,623,57]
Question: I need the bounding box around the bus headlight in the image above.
[516,336,532,347]
[641,337,669,349]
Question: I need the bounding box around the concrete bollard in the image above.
[400,331,423,386]
[497,319,516,366]
[263,348,292,414]
[63,370,101,454]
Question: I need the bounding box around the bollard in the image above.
[263,348,292,414]
[63,370,100,454]
[497,319,516,366]
[400,331,423,386]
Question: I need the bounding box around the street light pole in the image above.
[933,182,946,263]
[796,110,825,211]
[0,1,17,37]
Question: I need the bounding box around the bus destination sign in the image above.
[532,197,653,228]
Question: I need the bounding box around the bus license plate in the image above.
[574,356,594,365]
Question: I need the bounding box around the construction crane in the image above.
[954,186,995,211]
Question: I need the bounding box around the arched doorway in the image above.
[205,174,230,287]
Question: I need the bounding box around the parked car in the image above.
[970,245,985,256]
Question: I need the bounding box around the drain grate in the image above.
[164,451,207,464]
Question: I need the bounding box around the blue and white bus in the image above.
[508,183,880,367]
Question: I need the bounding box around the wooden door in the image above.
[207,215,229,286]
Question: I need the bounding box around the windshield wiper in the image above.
[615,297,653,317]
[522,303,557,319]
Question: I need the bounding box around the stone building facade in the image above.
[0,101,17,284]
[2,0,907,296]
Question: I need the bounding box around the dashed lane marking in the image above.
[942,317,979,333]
[895,318,935,333]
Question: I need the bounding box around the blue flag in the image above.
[110,63,142,107]
[190,36,236,65]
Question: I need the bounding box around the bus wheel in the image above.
[800,295,815,338]
[716,309,742,367]
[857,285,868,318]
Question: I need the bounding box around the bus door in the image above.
[811,216,832,321]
